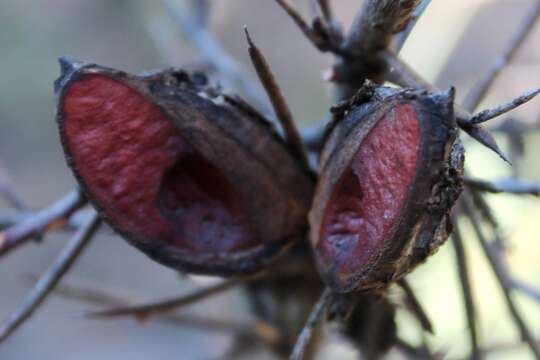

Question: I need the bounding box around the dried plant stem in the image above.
[0,209,88,232]
[383,51,510,162]
[462,1,540,112]
[451,220,482,360]
[244,27,310,169]
[0,161,26,210]
[335,0,420,99]
[465,177,540,196]
[0,210,100,343]
[290,288,332,360]
[273,0,342,53]
[342,0,420,59]
[467,191,540,305]
[469,86,540,124]
[42,275,281,345]
[88,272,265,319]
[0,187,25,210]
[0,189,87,258]
[313,0,332,24]
[512,280,540,303]
[462,195,540,359]
[394,0,433,53]
[397,279,433,334]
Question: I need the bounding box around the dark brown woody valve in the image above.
[55,58,313,276]
[310,83,464,292]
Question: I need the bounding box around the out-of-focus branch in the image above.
[0,210,100,343]
[161,0,271,114]
[312,0,333,24]
[88,272,264,319]
[273,0,343,54]
[0,208,89,232]
[42,275,281,346]
[451,219,481,360]
[462,195,540,359]
[397,279,433,334]
[290,288,332,360]
[0,162,26,210]
[465,177,540,196]
[466,190,540,305]
[0,189,87,258]
[462,1,540,112]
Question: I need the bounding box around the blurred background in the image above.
[0,0,539,359]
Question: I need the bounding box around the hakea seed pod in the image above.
[309,83,464,292]
[55,57,314,275]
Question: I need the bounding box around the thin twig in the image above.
[451,219,482,360]
[334,0,421,99]
[0,210,100,343]
[244,27,310,168]
[468,190,540,305]
[87,272,265,319]
[0,189,87,258]
[273,0,342,54]
[39,275,281,345]
[395,337,436,360]
[313,0,332,24]
[383,51,510,163]
[0,161,26,210]
[470,86,540,125]
[397,279,434,334]
[290,288,332,360]
[274,0,318,46]
[394,0,433,53]
[161,0,271,114]
[462,1,540,112]
[462,195,540,359]
[512,279,540,304]
[465,177,540,196]
[342,0,421,57]
[188,0,209,27]
[0,209,88,232]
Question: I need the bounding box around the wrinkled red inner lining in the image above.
[318,104,420,279]
[64,74,257,252]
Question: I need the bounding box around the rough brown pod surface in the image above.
[55,58,313,275]
[310,84,464,292]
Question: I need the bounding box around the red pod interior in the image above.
[318,104,421,282]
[63,74,257,253]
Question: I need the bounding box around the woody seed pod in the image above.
[309,84,464,292]
[55,58,313,276]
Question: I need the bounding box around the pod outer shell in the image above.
[310,86,464,292]
[56,58,314,276]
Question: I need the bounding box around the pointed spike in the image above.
[461,124,511,164]
[244,25,254,48]
[431,86,456,105]
[55,56,85,94]
[429,87,456,124]
[58,56,84,77]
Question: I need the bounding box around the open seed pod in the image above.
[55,57,314,275]
[309,83,464,292]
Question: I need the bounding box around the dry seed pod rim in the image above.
[310,84,464,293]
[55,57,314,276]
